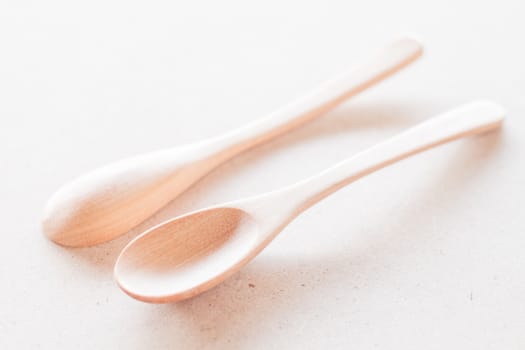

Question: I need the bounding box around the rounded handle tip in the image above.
[392,36,424,60]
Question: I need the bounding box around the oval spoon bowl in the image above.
[115,207,261,303]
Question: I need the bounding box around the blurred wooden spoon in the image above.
[42,38,422,247]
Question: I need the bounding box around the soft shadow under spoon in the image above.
[42,37,422,247]
[114,101,504,303]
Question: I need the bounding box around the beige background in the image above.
[1,0,524,348]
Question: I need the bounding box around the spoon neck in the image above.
[274,101,504,218]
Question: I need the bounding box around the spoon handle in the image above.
[206,37,422,161]
[283,101,504,214]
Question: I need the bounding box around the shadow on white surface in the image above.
[138,130,503,348]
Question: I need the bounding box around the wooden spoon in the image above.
[114,101,505,303]
[42,38,422,247]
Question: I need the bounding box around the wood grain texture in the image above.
[114,101,505,303]
[42,37,423,247]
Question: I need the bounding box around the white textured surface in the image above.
[1,1,524,349]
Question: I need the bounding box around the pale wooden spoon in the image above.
[114,101,505,303]
[42,38,423,247]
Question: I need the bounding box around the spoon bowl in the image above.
[42,145,221,246]
[116,207,262,302]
